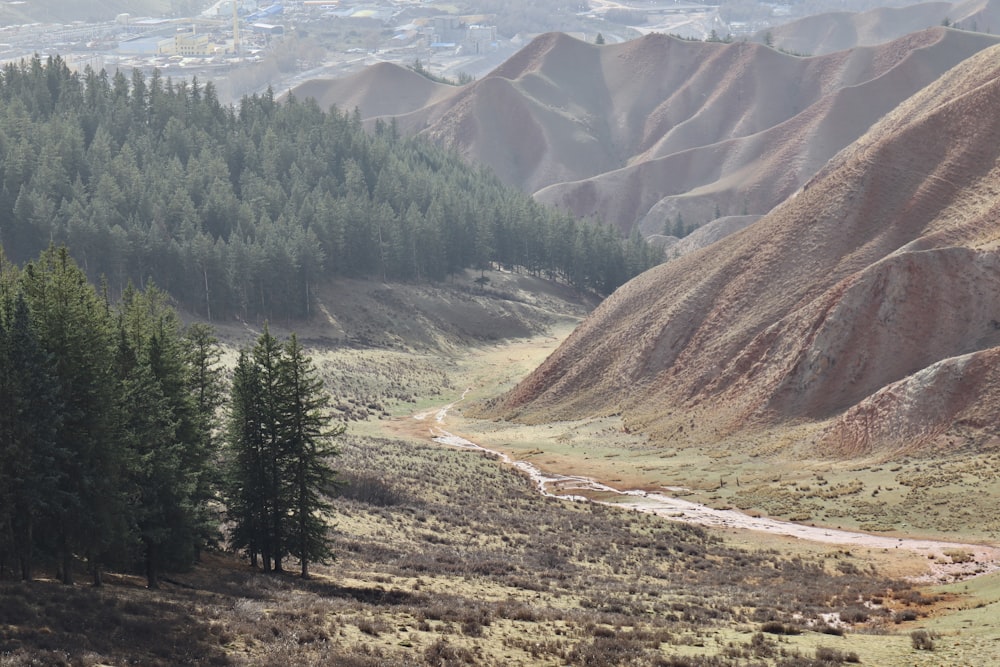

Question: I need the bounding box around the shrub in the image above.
[423,638,475,665]
[839,607,869,623]
[337,472,405,506]
[815,646,860,663]
[911,629,935,651]
[761,621,801,635]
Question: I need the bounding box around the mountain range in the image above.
[296,27,1000,238]
[297,15,1000,455]
[484,41,1000,457]
[763,0,1000,56]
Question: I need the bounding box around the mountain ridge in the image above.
[762,0,1000,56]
[480,42,1000,457]
[295,28,1000,235]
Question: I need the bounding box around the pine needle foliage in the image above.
[225,327,344,578]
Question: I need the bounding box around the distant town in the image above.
[0,1,743,103]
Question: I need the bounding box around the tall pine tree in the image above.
[280,334,344,578]
[20,246,124,585]
[0,291,62,581]
[225,328,342,577]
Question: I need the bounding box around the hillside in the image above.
[296,28,1000,235]
[481,42,1000,458]
[763,0,1000,56]
[289,62,456,119]
[0,57,660,323]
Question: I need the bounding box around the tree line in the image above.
[0,246,341,586]
[0,55,662,321]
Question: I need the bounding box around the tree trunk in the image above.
[61,549,74,585]
[203,265,212,322]
[145,539,159,589]
[18,519,33,582]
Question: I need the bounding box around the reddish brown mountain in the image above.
[485,43,1000,457]
[763,0,1000,56]
[294,28,1000,235]
[290,62,455,118]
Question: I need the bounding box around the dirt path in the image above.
[413,397,1000,583]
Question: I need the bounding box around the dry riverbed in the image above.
[405,395,1000,585]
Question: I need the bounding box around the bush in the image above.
[816,646,861,663]
[761,621,801,635]
[337,472,405,506]
[839,607,869,623]
[911,629,935,651]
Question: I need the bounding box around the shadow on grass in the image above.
[299,578,420,606]
[0,579,229,666]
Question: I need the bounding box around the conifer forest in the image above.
[0,55,661,322]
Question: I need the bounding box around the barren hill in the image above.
[763,0,1000,56]
[289,63,455,120]
[482,43,1000,458]
[295,28,1000,235]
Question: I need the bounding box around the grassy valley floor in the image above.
[4,430,991,666]
[5,274,1000,665]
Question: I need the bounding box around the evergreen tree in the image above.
[0,291,62,581]
[225,350,268,570]
[115,285,214,587]
[114,329,184,589]
[280,334,343,578]
[19,246,123,585]
[253,324,287,573]
[225,329,343,577]
[184,322,225,558]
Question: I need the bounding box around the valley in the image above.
[3,1,1000,663]
[329,289,1000,666]
[3,268,999,666]
[380,310,1000,577]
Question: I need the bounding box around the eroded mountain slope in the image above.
[483,43,1000,457]
[295,29,1000,235]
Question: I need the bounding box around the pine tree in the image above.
[253,324,287,573]
[280,334,343,578]
[20,246,123,585]
[225,326,286,572]
[0,292,62,580]
[225,329,343,577]
[115,285,212,588]
[184,322,225,559]
[114,329,183,589]
[225,350,268,569]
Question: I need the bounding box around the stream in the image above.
[413,396,1000,583]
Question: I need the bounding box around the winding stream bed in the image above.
[414,396,1000,583]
